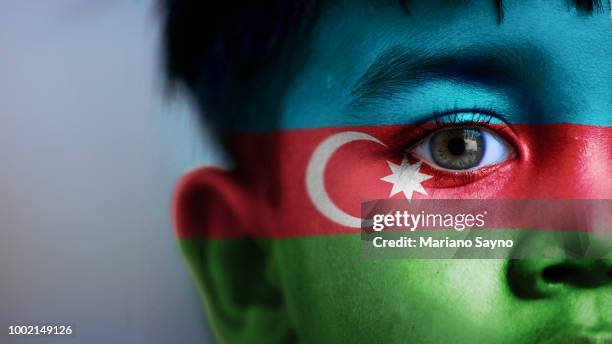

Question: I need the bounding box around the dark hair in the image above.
[162,0,604,123]
[162,1,315,125]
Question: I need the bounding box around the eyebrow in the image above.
[348,43,549,109]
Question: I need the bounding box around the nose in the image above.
[506,231,612,299]
[507,258,612,299]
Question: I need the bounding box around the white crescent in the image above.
[305,131,385,228]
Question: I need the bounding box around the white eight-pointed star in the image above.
[380,156,432,200]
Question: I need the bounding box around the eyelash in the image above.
[387,108,519,187]
[409,107,513,143]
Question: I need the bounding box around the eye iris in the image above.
[430,128,485,170]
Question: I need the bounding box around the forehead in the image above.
[250,0,611,130]
[307,0,611,72]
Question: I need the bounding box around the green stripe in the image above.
[178,232,612,343]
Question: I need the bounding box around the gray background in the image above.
[0,1,218,343]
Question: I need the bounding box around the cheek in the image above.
[275,237,522,342]
[324,140,391,214]
[394,260,512,339]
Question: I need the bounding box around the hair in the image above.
[162,1,315,127]
[162,0,604,125]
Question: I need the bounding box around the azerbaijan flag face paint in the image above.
[174,1,612,343]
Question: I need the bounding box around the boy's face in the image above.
[177,0,612,342]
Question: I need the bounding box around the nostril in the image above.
[542,265,578,284]
[507,260,612,300]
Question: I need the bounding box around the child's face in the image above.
[180,0,612,342]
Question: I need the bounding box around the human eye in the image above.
[405,110,517,183]
[411,126,513,171]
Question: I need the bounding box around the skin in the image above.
[175,0,612,342]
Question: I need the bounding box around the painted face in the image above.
[176,0,612,342]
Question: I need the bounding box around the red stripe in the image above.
[177,123,611,238]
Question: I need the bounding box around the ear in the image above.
[172,166,294,343]
[173,166,254,238]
